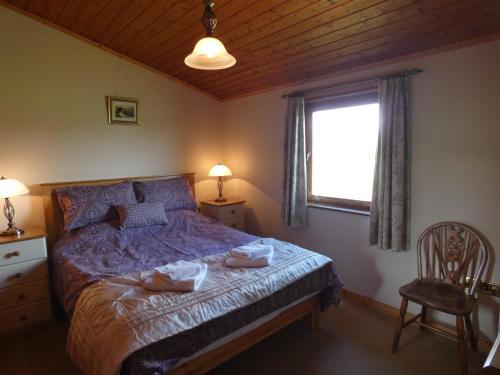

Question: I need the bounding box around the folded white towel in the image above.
[143,262,208,292]
[153,260,203,281]
[226,244,274,268]
[229,244,274,259]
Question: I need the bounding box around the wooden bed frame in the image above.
[39,173,320,375]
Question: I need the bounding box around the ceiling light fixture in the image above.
[184,0,236,70]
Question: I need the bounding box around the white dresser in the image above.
[200,199,246,230]
[0,228,51,334]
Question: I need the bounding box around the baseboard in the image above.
[341,289,492,353]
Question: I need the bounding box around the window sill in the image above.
[307,202,370,216]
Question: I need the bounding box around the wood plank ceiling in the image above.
[3,0,500,100]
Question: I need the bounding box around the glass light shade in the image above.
[185,37,236,70]
[0,178,29,199]
[208,164,232,177]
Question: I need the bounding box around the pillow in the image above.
[133,177,197,212]
[56,181,137,231]
[115,202,168,230]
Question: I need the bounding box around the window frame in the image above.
[305,90,379,213]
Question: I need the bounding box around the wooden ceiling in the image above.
[3,0,500,100]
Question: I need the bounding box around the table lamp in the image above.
[0,177,29,236]
[208,164,232,202]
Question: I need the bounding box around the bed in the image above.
[40,173,342,375]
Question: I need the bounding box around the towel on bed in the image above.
[143,261,208,292]
[225,244,274,268]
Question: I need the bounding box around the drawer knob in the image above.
[5,251,20,259]
[231,224,236,228]
[6,273,23,282]
[17,294,26,301]
[231,209,236,214]
[20,315,28,322]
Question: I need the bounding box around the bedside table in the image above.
[0,228,51,334]
[200,199,246,230]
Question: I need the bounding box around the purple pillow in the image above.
[56,181,137,231]
[115,202,168,230]
[133,177,197,212]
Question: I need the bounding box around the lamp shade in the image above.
[0,177,29,199]
[208,164,232,177]
[184,37,236,70]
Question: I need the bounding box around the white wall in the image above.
[222,40,500,340]
[0,6,223,228]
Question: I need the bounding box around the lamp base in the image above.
[2,198,24,236]
[215,176,227,203]
[0,226,24,236]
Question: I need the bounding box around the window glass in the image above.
[309,101,379,208]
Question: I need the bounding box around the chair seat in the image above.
[399,279,476,316]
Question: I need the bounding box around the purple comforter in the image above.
[52,210,257,316]
[52,210,342,375]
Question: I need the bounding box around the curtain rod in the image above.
[281,68,423,98]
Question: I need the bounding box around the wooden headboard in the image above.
[40,173,195,248]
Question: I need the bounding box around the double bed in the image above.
[40,173,342,375]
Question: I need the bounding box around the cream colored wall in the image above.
[222,40,500,340]
[2,1,500,343]
[0,6,224,229]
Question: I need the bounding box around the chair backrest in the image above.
[417,222,489,295]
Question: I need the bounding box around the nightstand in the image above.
[200,199,246,230]
[0,228,51,334]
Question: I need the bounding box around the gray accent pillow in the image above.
[56,181,137,231]
[115,202,168,230]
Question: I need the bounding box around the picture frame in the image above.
[106,96,140,126]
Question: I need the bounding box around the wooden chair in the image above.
[392,222,489,375]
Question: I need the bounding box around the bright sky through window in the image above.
[311,103,379,202]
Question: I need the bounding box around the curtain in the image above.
[282,96,308,230]
[369,76,411,251]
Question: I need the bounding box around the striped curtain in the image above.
[369,76,411,251]
[282,96,308,230]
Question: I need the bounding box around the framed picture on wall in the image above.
[106,96,140,125]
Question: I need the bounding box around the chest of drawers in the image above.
[200,199,246,231]
[0,228,51,334]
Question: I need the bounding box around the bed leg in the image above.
[303,305,320,332]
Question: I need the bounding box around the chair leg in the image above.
[465,314,477,351]
[456,316,468,375]
[392,297,408,353]
[420,305,428,330]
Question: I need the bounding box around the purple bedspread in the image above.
[52,210,258,316]
[52,210,342,375]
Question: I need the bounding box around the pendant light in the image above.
[184,0,236,70]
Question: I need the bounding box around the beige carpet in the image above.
[0,300,486,374]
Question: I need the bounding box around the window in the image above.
[306,92,379,212]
